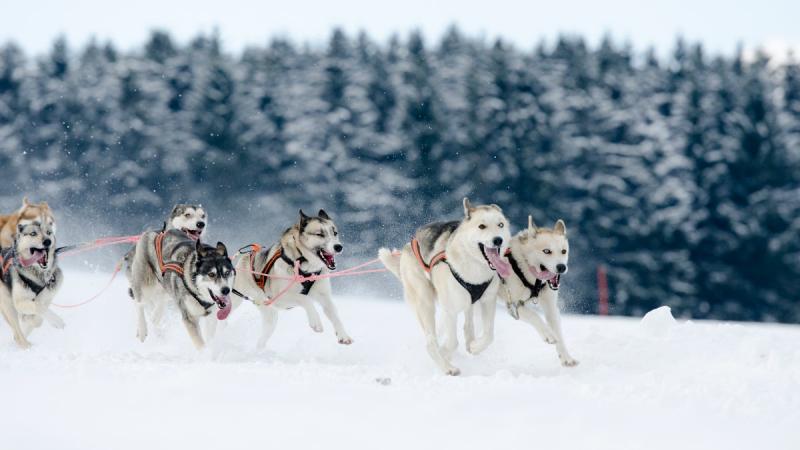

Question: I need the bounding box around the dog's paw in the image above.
[542,331,558,344]
[444,367,461,376]
[467,338,490,355]
[48,314,65,330]
[337,336,353,345]
[14,335,32,349]
[310,323,324,333]
[560,355,579,367]
[136,328,147,343]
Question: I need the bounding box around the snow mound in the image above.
[641,305,677,336]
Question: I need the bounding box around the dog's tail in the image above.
[378,247,401,279]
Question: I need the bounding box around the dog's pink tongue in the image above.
[485,248,512,278]
[19,250,44,267]
[531,267,557,281]
[217,297,232,320]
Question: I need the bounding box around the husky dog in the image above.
[126,229,234,349]
[482,216,578,366]
[232,209,350,348]
[0,197,55,248]
[165,204,207,241]
[0,213,64,348]
[124,204,208,320]
[378,198,513,375]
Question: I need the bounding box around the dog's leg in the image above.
[21,314,43,337]
[132,287,148,343]
[463,304,476,352]
[280,292,323,333]
[0,294,31,349]
[517,305,558,344]
[403,281,459,375]
[181,312,205,350]
[315,285,352,344]
[540,293,578,366]
[468,298,496,355]
[256,304,279,349]
[204,315,218,342]
[439,309,459,358]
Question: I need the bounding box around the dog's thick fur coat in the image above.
[379,198,512,375]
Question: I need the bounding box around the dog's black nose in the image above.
[492,236,503,247]
[197,221,205,229]
[334,244,343,253]
[220,287,230,295]
[556,264,567,274]
[43,238,52,248]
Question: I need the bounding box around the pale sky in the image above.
[1,0,799,58]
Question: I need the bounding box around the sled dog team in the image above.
[0,197,577,375]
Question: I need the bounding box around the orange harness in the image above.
[410,237,447,273]
[154,232,184,276]
[249,244,283,291]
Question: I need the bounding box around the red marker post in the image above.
[597,264,609,316]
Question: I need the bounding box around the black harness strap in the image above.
[447,264,493,304]
[507,253,545,300]
[280,250,320,295]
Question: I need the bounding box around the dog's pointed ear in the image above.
[527,215,538,237]
[463,197,473,219]
[215,242,228,257]
[554,219,567,236]
[196,239,207,257]
[22,197,29,207]
[318,209,330,220]
[299,209,310,229]
[490,203,503,213]
[171,204,184,216]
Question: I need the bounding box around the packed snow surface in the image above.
[1,271,798,450]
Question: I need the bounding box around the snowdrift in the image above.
[1,271,798,450]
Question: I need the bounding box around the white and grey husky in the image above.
[126,228,234,349]
[232,209,351,348]
[0,214,64,348]
[379,198,512,375]
[482,216,578,366]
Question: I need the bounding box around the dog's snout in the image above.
[220,286,230,295]
[196,221,206,229]
[492,236,503,247]
[334,244,343,253]
[556,264,567,274]
[43,238,52,248]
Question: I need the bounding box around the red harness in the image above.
[410,237,447,273]
[154,232,184,276]
[249,244,284,291]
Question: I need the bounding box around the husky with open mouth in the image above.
[476,216,578,366]
[378,198,512,375]
[232,209,350,348]
[126,228,234,349]
[0,214,64,349]
[124,204,208,324]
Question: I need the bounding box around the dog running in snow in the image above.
[232,209,351,348]
[378,198,513,375]
[468,216,578,366]
[0,206,63,348]
[126,227,234,349]
[124,204,208,324]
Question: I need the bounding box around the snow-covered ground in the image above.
[1,271,798,450]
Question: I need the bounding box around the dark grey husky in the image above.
[126,228,233,349]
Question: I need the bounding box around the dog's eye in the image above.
[333,231,338,236]
[316,233,325,238]
[208,272,216,278]
[543,249,551,255]
[478,224,486,230]
[498,223,504,228]
[30,231,37,237]
[184,213,191,218]
[562,249,567,254]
